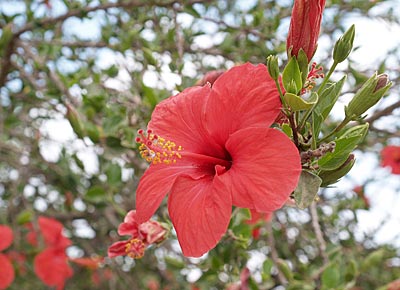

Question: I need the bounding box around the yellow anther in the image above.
[136,129,183,165]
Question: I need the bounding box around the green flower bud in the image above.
[333,24,355,63]
[345,73,392,120]
[266,55,280,81]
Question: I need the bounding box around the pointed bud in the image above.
[266,55,280,81]
[287,0,326,62]
[345,73,392,120]
[333,25,355,63]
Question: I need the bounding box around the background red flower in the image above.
[0,225,14,290]
[381,145,400,174]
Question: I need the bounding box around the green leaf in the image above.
[344,259,358,282]
[141,83,160,108]
[104,65,119,78]
[282,123,293,138]
[283,92,318,111]
[277,259,293,281]
[312,112,323,148]
[319,157,355,187]
[282,57,302,94]
[314,76,346,120]
[183,6,201,18]
[85,186,107,203]
[85,122,101,143]
[106,163,122,186]
[297,49,309,85]
[142,47,157,66]
[17,210,33,224]
[293,170,322,209]
[164,256,185,269]
[361,249,385,270]
[321,264,341,289]
[318,124,367,171]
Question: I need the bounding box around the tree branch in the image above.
[310,202,329,265]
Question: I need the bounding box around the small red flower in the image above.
[135,63,301,257]
[225,267,250,290]
[0,225,14,290]
[70,256,104,270]
[108,210,168,259]
[381,145,400,174]
[246,209,273,239]
[287,0,326,62]
[31,217,73,290]
[388,279,400,290]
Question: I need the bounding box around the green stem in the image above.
[275,79,286,108]
[317,116,351,145]
[298,61,339,130]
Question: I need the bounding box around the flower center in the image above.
[136,129,183,165]
[125,238,145,259]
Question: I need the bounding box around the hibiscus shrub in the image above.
[1,0,400,289]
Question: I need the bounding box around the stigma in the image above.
[136,129,183,165]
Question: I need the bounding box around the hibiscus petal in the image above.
[34,248,73,288]
[206,63,281,146]
[107,241,128,258]
[135,163,207,223]
[223,127,301,212]
[149,85,225,158]
[0,253,14,290]
[168,174,232,257]
[38,217,71,249]
[118,210,139,236]
[0,225,13,251]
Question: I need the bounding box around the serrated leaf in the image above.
[282,57,302,94]
[293,170,322,209]
[314,76,346,120]
[283,92,318,111]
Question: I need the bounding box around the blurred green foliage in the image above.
[0,0,399,289]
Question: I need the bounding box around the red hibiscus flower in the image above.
[108,210,168,259]
[0,225,14,290]
[135,63,301,257]
[381,145,400,174]
[31,217,73,290]
[287,0,326,62]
